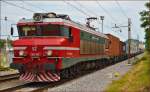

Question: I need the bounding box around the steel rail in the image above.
[0,73,19,83]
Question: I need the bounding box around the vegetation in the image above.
[0,39,12,68]
[0,39,12,49]
[0,40,5,49]
[140,2,150,52]
[0,67,11,71]
[105,53,150,92]
[0,51,12,71]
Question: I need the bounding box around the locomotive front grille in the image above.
[31,53,40,57]
[31,56,40,59]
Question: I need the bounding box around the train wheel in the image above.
[95,60,100,69]
[68,67,76,78]
[18,67,25,74]
[86,62,91,70]
[76,63,81,74]
[60,69,69,79]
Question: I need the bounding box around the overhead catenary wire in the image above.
[115,0,128,18]
[21,0,48,12]
[74,1,99,17]
[96,0,128,39]
[0,0,1,39]
[71,1,113,29]
[63,1,113,30]
[1,0,37,40]
[74,1,111,27]
[63,0,91,17]
[114,0,130,41]
[3,0,114,31]
[96,0,129,30]
[2,0,35,13]
[96,0,118,23]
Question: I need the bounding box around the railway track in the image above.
[0,64,107,92]
[0,61,121,92]
[0,71,90,92]
[0,68,100,91]
[0,73,19,83]
[0,82,32,92]
[0,54,143,92]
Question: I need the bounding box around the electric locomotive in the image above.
[10,12,109,82]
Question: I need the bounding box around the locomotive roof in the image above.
[18,18,108,39]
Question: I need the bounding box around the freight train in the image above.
[10,12,143,82]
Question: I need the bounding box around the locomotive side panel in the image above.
[80,31,106,55]
[61,28,108,69]
[64,27,80,58]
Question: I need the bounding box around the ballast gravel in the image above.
[48,54,143,92]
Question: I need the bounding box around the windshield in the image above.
[17,24,70,37]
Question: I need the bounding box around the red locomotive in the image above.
[10,13,109,82]
[10,12,140,82]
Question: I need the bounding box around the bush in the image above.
[0,40,5,48]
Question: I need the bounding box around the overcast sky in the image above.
[0,0,148,41]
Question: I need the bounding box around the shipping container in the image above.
[106,34,120,57]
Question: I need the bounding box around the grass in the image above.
[105,52,150,92]
[0,67,11,71]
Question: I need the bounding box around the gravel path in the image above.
[48,54,143,92]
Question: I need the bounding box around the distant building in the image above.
[125,39,140,54]
[139,42,145,51]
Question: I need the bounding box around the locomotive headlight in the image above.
[19,50,25,56]
[47,50,52,56]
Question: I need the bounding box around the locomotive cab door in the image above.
[68,28,73,42]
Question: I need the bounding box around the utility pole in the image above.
[112,18,132,64]
[100,16,104,33]
[137,35,139,52]
[0,1,1,39]
[128,18,131,64]
[4,16,9,67]
[4,16,8,34]
[149,0,150,32]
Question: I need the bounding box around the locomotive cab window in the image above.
[18,24,71,37]
[60,26,71,37]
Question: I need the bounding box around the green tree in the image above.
[0,40,5,49]
[0,40,5,67]
[140,2,150,52]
